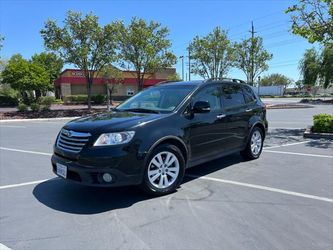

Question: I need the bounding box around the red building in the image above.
[54,68,176,99]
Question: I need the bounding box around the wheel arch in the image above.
[146,136,188,164]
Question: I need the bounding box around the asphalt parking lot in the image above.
[0,105,332,250]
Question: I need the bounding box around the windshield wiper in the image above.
[121,108,160,114]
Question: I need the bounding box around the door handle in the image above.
[245,109,253,112]
[216,114,226,119]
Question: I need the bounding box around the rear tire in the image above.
[241,127,263,160]
[140,144,185,196]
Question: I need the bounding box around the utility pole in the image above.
[188,49,191,81]
[249,21,257,85]
[179,56,184,81]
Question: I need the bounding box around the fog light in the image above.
[102,173,112,183]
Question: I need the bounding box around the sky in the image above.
[0,0,318,82]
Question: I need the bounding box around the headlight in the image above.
[94,131,135,146]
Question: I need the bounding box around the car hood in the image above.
[63,111,165,134]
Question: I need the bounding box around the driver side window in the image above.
[192,85,222,111]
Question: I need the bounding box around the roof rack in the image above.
[204,78,246,84]
[156,80,181,85]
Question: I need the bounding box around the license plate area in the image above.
[56,163,67,178]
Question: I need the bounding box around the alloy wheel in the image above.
[147,151,180,189]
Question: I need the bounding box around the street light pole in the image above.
[179,56,184,81]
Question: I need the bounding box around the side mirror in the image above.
[193,101,210,113]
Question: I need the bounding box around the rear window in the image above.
[221,84,246,109]
[242,85,257,103]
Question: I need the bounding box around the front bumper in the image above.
[51,148,145,187]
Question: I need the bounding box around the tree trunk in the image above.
[137,73,143,91]
[87,80,92,111]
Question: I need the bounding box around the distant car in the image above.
[52,79,268,195]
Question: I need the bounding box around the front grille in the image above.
[57,129,91,153]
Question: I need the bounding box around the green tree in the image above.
[31,52,63,87]
[100,65,123,109]
[40,11,119,110]
[260,73,293,92]
[1,54,49,101]
[286,0,333,44]
[116,17,176,91]
[234,36,272,85]
[188,27,234,79]
[299,48,320,88]
[320,44,333,88]
[167,73,182,81]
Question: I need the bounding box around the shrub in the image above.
[17,103,28,112]
[0,95,19,106]
[53,99,64,104]
[39,96,55,106]
[63,95,88,104]
[91,94,106,105]
[313,114,333,133]
[0,85,19,106]
[30,103,40,112]
[39,96,54,110]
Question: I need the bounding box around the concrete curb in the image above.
[0,117,79,123]
[303,127,333,140]
[267,104,314,109]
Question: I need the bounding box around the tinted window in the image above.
[242,85,256,103]
[117,85,195,113]
[192,85,221,111]
[221,84,245,109]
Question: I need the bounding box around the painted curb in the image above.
[0,117,79,123]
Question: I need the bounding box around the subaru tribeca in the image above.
[52,79,268,195]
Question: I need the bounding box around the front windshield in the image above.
[116,85,195,113]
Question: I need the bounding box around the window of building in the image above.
[127,88,135,96]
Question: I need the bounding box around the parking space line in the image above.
[0,147,52,156]
[0,243,12,250]
[264,150,333,159]
[0,179,51,190]
[0,125,26,128]
[264,140,312,149]
[186,174,333,203]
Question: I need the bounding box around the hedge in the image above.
[0,95,19,106]
[313,114,333,133]
[64,94,106,104]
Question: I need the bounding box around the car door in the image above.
[188,84,228,161]
[220,84,249,150]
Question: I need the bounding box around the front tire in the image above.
[241,127,264,160]
[141,144,185,196]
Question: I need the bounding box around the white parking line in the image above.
[0,147,52,156]
[264,140,312,149]
[0,179,50,190]
[186,174,333,203]
[0,125,26,128]
[264,150,333,159]
[0,243,12,250]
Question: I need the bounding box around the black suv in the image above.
[52,79,268,195]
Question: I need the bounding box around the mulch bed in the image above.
[300,99,333,104]
[0,108,107,120]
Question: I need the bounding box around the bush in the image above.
[0,95,19,106]
[91,94,106,105]
[313,114,333,133]
[0,85,19,106]
[17,103,28,112]
[53,99,64,104]
[39,96,55,106]
[63,95,88,104]
[30,103,40,112]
